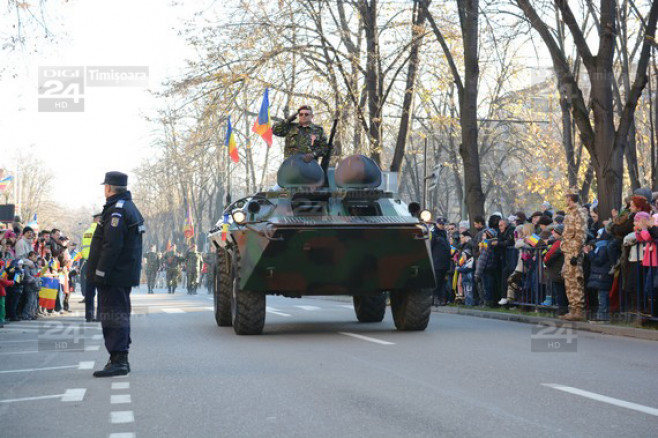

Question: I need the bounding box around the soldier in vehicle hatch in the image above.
[272,105,329,162]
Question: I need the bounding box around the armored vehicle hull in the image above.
[208,154,436,335]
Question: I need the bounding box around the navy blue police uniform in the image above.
[87,171,144,377]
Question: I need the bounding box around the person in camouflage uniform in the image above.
[559,191,589,321]
[185,244,203,295]
[144,245,160,294]
[163,244,181,294]
[272,105,329,162]
[203,251,217,294]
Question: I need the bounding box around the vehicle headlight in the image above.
[419,209,432,223]
[232,210,247,225]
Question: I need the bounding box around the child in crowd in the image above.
[544,224,567,314]
[457,249,475,306]
[0,260,16,328]
[585,228,620,321]
[499,224,533,306]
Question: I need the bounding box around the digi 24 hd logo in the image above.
[38,66,85,112]
[38,66,148,112]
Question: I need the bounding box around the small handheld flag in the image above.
[252,88,273,147]
[527,233,541,247]
[225,116,239,163]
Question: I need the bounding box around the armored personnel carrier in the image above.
[208,154,436,335]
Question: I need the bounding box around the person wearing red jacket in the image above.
[0,260,16,328]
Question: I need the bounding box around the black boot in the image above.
[93,352,129,377]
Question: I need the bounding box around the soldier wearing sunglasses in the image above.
[273,105,329,162]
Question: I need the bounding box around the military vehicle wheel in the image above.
[213,248,232,327]
[231,253,266,335]
[390,288,432,331]
[353,294,386,323]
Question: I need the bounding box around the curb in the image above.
[433,306,658,341]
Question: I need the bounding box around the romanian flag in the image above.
[38,277,59,310]
[0,175,13,193]
[183,204,195,239]
[450,245,457,256]
[252,88,273,147]
[221,213,229,241]
[527,233,541,247]
[225,116,239,163]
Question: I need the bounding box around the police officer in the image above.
[88,171,144,377]
[80,213,101,311]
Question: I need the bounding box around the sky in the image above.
[0,0,204,211]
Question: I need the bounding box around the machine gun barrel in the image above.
[321,118,339,181]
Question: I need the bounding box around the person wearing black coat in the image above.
[431,218,451,306]
[585,230,620,321]
[88,172,145,377]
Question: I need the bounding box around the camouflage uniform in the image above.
[163,250,181,294]
[272,121,329,159]
[144,251,160,294]
[203,252,217,294]
[185,250,203,295]
[560,203,589,318]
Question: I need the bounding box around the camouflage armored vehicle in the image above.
[208,154,436,335]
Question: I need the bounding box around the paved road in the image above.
[1,287,657,438]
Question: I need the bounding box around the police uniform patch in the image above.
[111,216,120,227]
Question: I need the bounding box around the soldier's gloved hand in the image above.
[286,113,298,123]
[302,153,314,163]
[569,256,578,266]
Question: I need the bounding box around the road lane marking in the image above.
[109,433,136,438]
[110,411,135,423]
[162,308,185,313]
[266,307,291,317]
[0,388,86,403]
[111,394,132,404]
[85,345,101,351]
[0,361,94,374]
[112,382,130,390]
[61,388,87,402]
[295,305,321,311]
[543,384,658,417]
[203,307,214,311]
[339,332,395,345]
[338,305,354,309]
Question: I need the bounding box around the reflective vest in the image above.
[81,223,97,260]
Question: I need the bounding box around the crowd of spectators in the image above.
[430,188,658,322]
[0,220,81,328]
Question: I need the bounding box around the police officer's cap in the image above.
[101,171,128,186]
[92,213,102,218]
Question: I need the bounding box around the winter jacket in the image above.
[430,227,451,272]
[544,238,564,283]
[636,230,658,267]
[586,238,620,291]
[15,237,34,260]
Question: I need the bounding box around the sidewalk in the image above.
[433,305,658,341]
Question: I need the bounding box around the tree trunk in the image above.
[360,0,383,165]
[458,0,486,225]
[390,1,427,172]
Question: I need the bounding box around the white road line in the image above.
[162,308,185,314]
[110,411,135,424]
[338,332,395,345]
[112,382,130,390]
[111,394,132,404]
[61,388,86,402]
[0,361,94,374]
[109,433,136,438]
[338,304,354,309]
[92,334,103,340]
[543,384,658,417]
[0,388,86,403]
[266,307,292,317]
[295,305,321,311]
[203,307,214,311]
[85,345,101,351]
